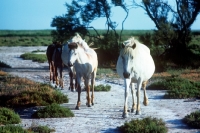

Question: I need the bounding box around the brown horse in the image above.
[46,41,64,88]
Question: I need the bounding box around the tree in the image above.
[134,0,200,66]
[51,0,130,65]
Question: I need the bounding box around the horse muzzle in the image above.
[68,62,73,67]
[123,72,130,79]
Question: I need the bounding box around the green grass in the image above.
[118,117,167,133]
[0,107,21,125]
[183,111,200,129]
[20,53,47,63]
[148,77,200,99]
[31,103,74,118]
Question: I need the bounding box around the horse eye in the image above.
[131,56,133,59]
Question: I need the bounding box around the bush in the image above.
[20,53,47,63]
[118,117,167,133]
[148,77,200,99]
[0,75,68,108]
[94,84,111,91]
[6,84,69,108]
[0,125,29,133]
[0,61,11,68]
[28,125,55,133]
[0,107,21,125]
[183,111,200,129]
[31,103,74,118]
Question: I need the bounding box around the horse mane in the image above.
[70,33,90,51]
[121,37,150,56]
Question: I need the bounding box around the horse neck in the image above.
[79,40,89,50]
[76,47,89,64]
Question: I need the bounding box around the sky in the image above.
[0,0,199,30]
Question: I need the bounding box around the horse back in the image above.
[46,44,55,61]
[53,46,63,67]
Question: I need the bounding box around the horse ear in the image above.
[132,43,136,49]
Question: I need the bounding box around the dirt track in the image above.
[0,46,200,133]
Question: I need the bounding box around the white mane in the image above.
[122,37,150,55]
[71,33,89,50]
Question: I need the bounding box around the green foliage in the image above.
[118,117,167,133]
[0,125,29,133]
[183,111,200,129]
[28,125,55,133]
[148,77,200,99]
[94,84,111,91]
[140,0,200,67]
[7,84,69,108]
[0,75,68,108]
[0,61,11,68]
[20,53,47,63]
[0,107,21,125]
[31,103,74,118]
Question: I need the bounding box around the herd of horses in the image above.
[46,33,155,118]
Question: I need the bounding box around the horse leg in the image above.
[54,66,59,88]
[91,70,96,106]
[75,76,82,110]
[59,66,64,89]
[142,81,148,106]
[49,61,54,83]
[131,82,136,113]
[123,78,131,118]
[85,78,91,107]
[69,71,75,91]
[136,79,143,115]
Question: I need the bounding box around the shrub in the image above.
[31,103,74,118]
[0,75,68,108]
[94,84,111,91]
[183,111,200,129]
[118,117,167,133]
[20,53,47,63]
[28,125,55,133]
[6,84,69,108]
[0,70,7,76]
[148,77,200,99]
[0,125,29,133]
[0,107,21,125]
[0,61,11,68]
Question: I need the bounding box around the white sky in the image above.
[0,0,199,30]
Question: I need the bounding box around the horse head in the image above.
[120,37,138,79]
[68,42,79,67]
[122,37,136,49]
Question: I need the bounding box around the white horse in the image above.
[68,33,98,109]
[62,42,77,91]
[116,37,155,118]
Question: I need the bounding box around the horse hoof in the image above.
[131,109,135,113]
[122,112,128,118]
[135,111,141,115]
[143,101,149,106]
[75,106,80,110]
[92,103,94,106]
